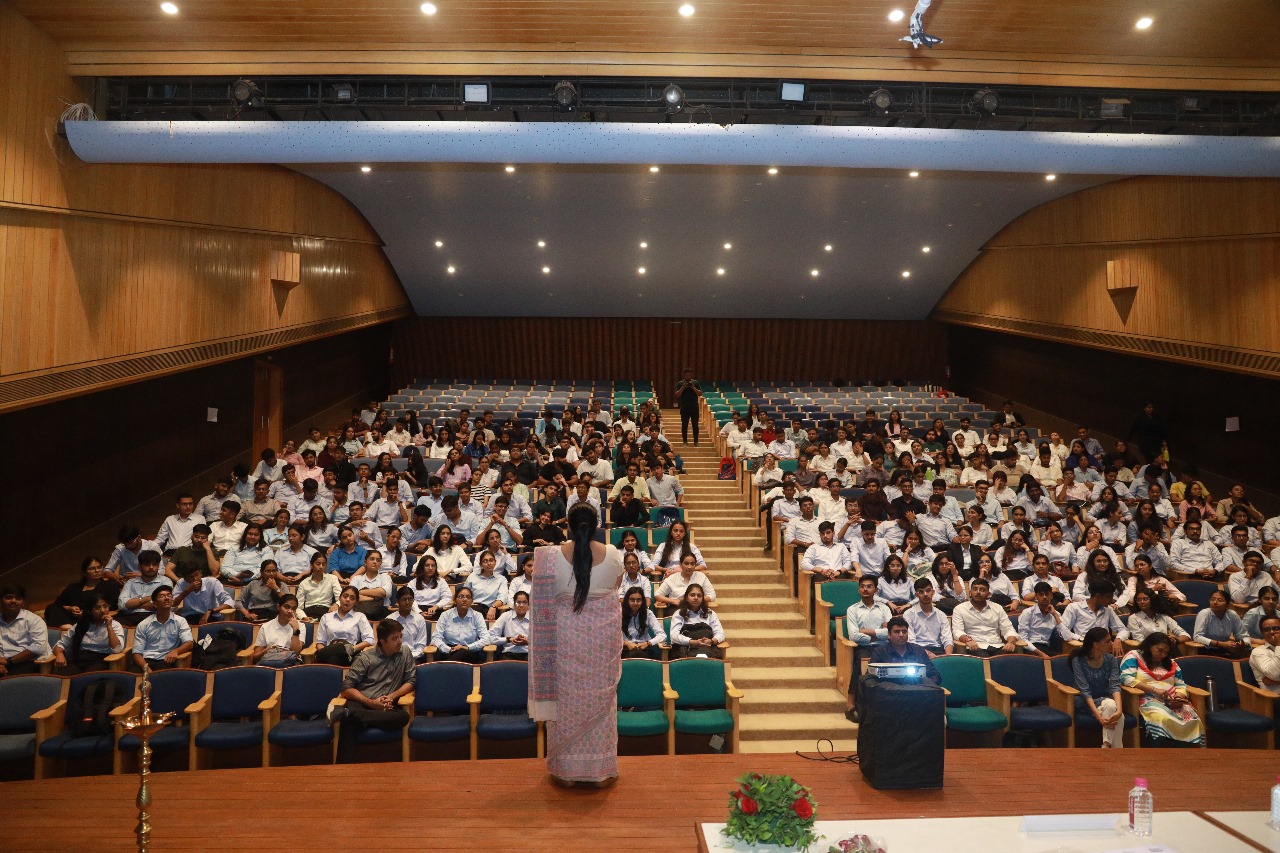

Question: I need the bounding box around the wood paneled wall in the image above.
[932,177,1280,379]
[949,326,1280,500]
[391,317,946,405]
[0,3,410,412]
[0,325,392,577]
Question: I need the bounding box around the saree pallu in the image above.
[1120,652,1204,745]
[530,546,623,782]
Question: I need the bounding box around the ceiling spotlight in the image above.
[360,165,372,173]
[434,240,444,248]
[542,266,551,274]
[971,87,999,113]
[723,243,732,250]
[420,2,437,13]
[824,244,833,251]
[504,165,516,173]
[1045,173,1057,181]
[716,268,725,275]
[663,83,685,113]
[908,170,920,178]
[553,80,578,110]
[922,245,931,252]
[869,88,892,113]
[678,3,695,16]
[231,78,262,105]
[649,166,660,173]
[537,240,546,248]
[888,9,905,22]
[447,266,456,274]
[767,167,779,175]
[779,82,806,102]
[901,270,911,278]
[810,269,820,277]
[639,241,648,248]
[638,267,647,274]
[1135,16,1153,29]
[160,2,179,13]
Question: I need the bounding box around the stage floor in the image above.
[4,749,1274,851]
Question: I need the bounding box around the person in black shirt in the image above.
[498,446,538,487]
[324,446,358,490]
[524,508,566,547]
[610,485,648,528]
[868,617,941,685]
[674,368,703,445]
[531,484,568,527]
[889,479,926,519]
[538,447,577,488]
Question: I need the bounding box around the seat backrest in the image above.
[1175,655,1240,705]
[617,659,665,712]
[210,666,278,720]
[67,672,139,720]
[478,661,529,713]
[1047,654,1073,687]
[609,527,648,548]
[816,581,863,614]
[669,658,726,710]
[147,669,210,720]
[280,665,345,717]
[988,653,1048,703]
[0,675,65,733]
[415,662,475,714]
[1174,614,1199,636]
[1174,580,1220,610]
[933,655,986,707]
[195,620,255,651]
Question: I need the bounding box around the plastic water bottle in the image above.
[1128,777,1153,836]
[1269,775,1280,830]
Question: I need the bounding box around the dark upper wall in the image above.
[949,326,1279,501]
[0,325,390,576]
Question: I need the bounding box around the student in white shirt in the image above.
[621,587,666,659]
[491,590,532,660]
[669,584,724,659]
[388,587,431,661]
[464,551,508,616]
[250,594,305,667]
[1020,554,1068,604]
[315,587,375,663]
[655,554,716,607]
[408,554,453,619]
[349,552,393,621]
[617,552,654,603]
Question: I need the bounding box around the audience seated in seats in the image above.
[844,577,892,716]
[117,550,168,628]
[0,586,52,677]
[349,552,393,621]
[327,525,368,579]
[800,522,855,580]
[166,523,219,583]
[234,560,284,622]
[173,565,234,625]
[45,557,122,630]
[1071,549,1128,607]
[129,586,193,673]
[1170,520,1222,579]
[106,525,160,582]
[491,590,532,660]
[388,587,431,661]
[330,619,415,763]
[427,524,472,582]
[315,587,375,666]
[1020,555,1069,606]
[1059,581,1128,655]
[1243,587,1280,643]
[432,587,491,663]
[1070,626,1126,748]
[669,583,724,660]
[1127,589,1191,645]
[903,579,953,656]
[154,493,200,553]
[465,551,507,617]
[620,587,665,660]
[1121,632,1204,746]
[221,522,271,586]
[654,554,716,608]
[976,554,1020,613]
[875,556,915,616]
[950,577,1019,658]
[616,551,654,603]
[251,594,304,667]
[1248,613,1280,690]
[263,508,292,553]
[651,521,706,574]
[50,593,124,675]
[379,528,412,583]
[920,553,967,615]
[277,522,317,583]
[295,552,341,621]
[1018,581,1064,657]
[1193,589,1249,659]
[408,555,453,619]
[1227,551,1276,605]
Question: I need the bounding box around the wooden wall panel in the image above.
[0,3,410,410]
[391,317,946,405]
[932,176,1280,379]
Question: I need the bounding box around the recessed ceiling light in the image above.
[1045,173,1057,181]
[716,268,725,275]
[888,9,905,22]
[678,4,695,16]
[902,270,911,278]
[434,240,443,248]
[922,245,931,253]
[504,165,515,173]
[638,267,647,274]
[542,266,551,274]
[1135,16,1153,29]
[649,166,660,173]
[810,269,820,277]
[908,170,920,178]
[824,244,833,252]
[447,266,456,274]
[639,241,648,248]
[537,240,546,248]
[360,165,372,173]
[420,2,438,14]
[160,2,179,13]
[723,243,732,250]
[767,167,779,175]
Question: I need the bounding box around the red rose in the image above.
[740,796,759,815]
[791,798,814,820]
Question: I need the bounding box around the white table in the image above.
[1205,811,1280,853]
[699,812,1257,853]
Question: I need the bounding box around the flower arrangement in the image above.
[827,836,887,853]
[722,773,818,850]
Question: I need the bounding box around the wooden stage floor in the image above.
[4,749,1275,851]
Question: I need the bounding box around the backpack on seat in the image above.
[192,627,248,670]
[71,678,121,738]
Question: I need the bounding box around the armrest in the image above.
[32,699,67,743]
[466,690,482,706]
[257,690,282,713]
[1184,684,1210,720]
[31,701,64,722]
[185,693,213,733]
[397,693,416,707]
[300,643,318,663]
[1238,681,1280,717]
[110,697,142,720]
[724,679,744,700]
[103,650,127,671]
[1177,638,1206,655]
[236,647,256,661]
[662,683,679,701]
[985,678,1014,720]
[174,650,192,669]
[1045,679,1077,716]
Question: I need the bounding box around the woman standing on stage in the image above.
[529,505,623,787]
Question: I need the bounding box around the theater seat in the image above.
[988,654,1073,745]
[33,672,139,779]
[404,662,476,760]
[0,675,65,771]
[472,661,542,759]
[190,666,278,769]
[667,658,742,754]
[263,664,345,765]
[617,659,672,741]
[933,656,1009,744]
[115,669,209,772]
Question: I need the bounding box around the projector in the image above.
[867,662,925,682]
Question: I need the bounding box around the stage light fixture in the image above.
[1099,97,1130,119]
[888,9,905,22]
[779,82,806,102]
[231,79,262,105]
[553,80,579,110]
[462,82,490,104]
[678,4,695,16]
[1135,16,1153,29]
[420,2,438,14]
[160,2,179,14]
[869,88,892,113]
[971,87,999,113]
[332,83,354,102]
[663,84,686,113]
[360,165,372,173]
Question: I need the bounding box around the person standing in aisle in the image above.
[675,368,703,446]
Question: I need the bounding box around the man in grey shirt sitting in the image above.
[330,619,416,762]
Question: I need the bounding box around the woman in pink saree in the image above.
[530,505,624,787]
